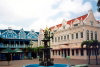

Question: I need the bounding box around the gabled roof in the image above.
[0,30,6,33]
[77,14,88,20]
[49,24,62,30]
[49,14,88,30]
[13,30,20,33]
[36,32,39,35]
[66,19,75,25]
[66,14,88,25]
[49,26,55,30]
[24,31,29,35]
[0,29,39,36]
[56,24,62,28]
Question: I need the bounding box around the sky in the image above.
[0,0,100,32]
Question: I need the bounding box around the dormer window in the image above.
[74,24,78,27]
[90,21,93,26]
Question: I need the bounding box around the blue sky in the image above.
[0,0,100,32]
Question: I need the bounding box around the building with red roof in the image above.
[38,10,100,59]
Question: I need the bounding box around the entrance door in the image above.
[64,49,66,58]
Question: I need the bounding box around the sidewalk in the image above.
[0,58,100,67]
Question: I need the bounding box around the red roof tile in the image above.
[49,26,55,30]
[66,14,88,25]
[56,24,62,28]
[66,19,75,25]
[49,14,88,30]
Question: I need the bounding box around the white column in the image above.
[51,50,53,57]
[93,31,95,40]
[56,50,58,56]
[54,50,56,55]
[74,49,76,56]
[89,31,91,40]
[63,49,65,57]
[70,49,72,56]
[83,30,87,41]
[84,49,87,56]
[79,49,81,56]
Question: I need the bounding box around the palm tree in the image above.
[90,40,100,65]
[81,40,100,65]
[97,0,100,12]
[81,40,91,64]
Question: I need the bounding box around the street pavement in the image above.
[0,58,100,67]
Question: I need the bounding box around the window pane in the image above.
[91,31,93,40]
[72,34,74,39]
[81,32,83,38]
[76,33,78,39]
[87,30,89,40]
[64,36,66,40]
[72,49,74,56]
[67,35,69,40]
[95,31,97,40]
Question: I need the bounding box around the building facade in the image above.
[38,10,100,59]
[0,28,39,60]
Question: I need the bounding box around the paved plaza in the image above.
[0,58,100,67]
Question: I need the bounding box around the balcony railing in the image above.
[0,43,30,48]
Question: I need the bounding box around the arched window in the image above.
[95,31,97,40]
[76,33,78,39]
[80,32,83,38]
[90,21,93,26]
[91,31,93,40]
[58,37,60,42]
[64,35,66,40]
[61,36,63,40]
[86,30,89,40]
[67,35,69,40]
[72,34,74,39]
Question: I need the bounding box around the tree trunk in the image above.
[88,49,90,64]
[87,48,90,64]
[95,48,98,65]
[8,61,10,65]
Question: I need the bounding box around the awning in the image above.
[1,48,14,53]
[13,48,23,52]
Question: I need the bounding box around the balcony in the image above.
[0,43,30,48]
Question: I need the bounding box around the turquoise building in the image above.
[0,28,39,60]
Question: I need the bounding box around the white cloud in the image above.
[0,24,22,30]
[57,0,92,14]
[28,17,64,31]
[0,0,93,32]
[94,11,100,20]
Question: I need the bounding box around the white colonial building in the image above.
[38,10,100,59]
